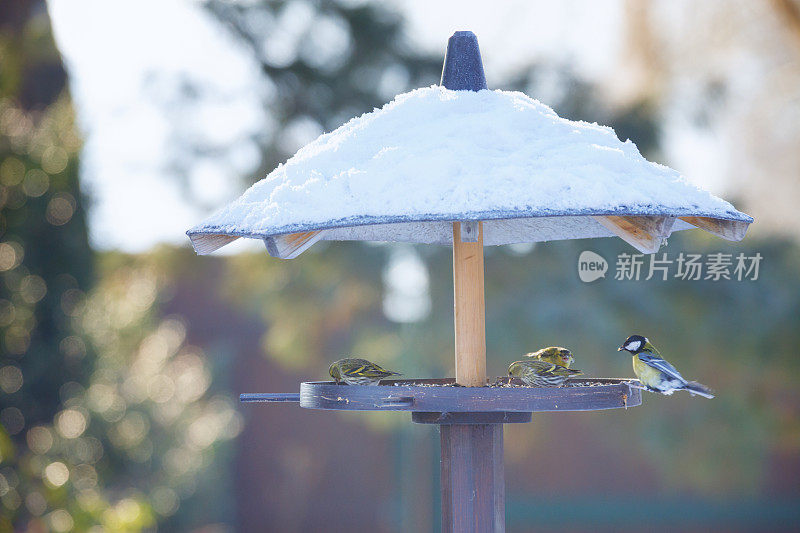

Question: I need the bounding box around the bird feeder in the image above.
[187,32,751,532]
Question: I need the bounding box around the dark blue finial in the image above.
[440,31,487,91]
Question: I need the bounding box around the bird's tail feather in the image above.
[684,381,714,399]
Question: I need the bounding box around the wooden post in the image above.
[441,424,504,533]
[439,31,503,533]
[453,221,486,387]
[442,220,504,532]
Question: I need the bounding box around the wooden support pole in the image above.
[444,220,503,532]
[441,424,505,533]
[453,221,486,387]
[441,33,501,533]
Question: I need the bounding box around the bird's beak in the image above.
[617,346,624,351]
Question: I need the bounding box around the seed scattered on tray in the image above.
[388,379,637,388]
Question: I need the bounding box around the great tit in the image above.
[617,335,714,398]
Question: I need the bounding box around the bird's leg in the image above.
[626,380,647,391]
[626,381,662,394]
[638,385,662,393]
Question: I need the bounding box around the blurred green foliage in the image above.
[0,3,241,531]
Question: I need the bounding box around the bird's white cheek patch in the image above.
[626,341,641,351]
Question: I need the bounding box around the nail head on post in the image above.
[459,221,479,242]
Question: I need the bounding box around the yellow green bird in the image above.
[617,335,714,399]
[525,346,575,368]
[508,359,582,387]
[329,358,401,385]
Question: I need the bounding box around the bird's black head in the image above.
[618,334,647,354]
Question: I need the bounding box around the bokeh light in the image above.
[26,427,53,455]
[56,409,87,439]
[43,462,70,488]
[0,365,23,394]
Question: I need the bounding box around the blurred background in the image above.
[1,0,799,531]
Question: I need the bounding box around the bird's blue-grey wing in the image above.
[638,352,687,384]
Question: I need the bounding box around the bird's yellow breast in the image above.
[632,355,662,388]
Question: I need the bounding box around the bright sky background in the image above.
[47,0,719,253]
[49,0,266,252]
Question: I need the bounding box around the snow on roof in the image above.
[187,85,751,255]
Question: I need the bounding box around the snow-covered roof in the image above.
[187,32,751,257]
[187,86,751,255]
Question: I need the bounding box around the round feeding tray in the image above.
[242,377,642,424]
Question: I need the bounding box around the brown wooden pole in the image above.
[452,221,486,387]
[438,32,502,533]
[441,424,504,532]
[442,221,504,532]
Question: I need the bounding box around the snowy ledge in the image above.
[188,86,752,254]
